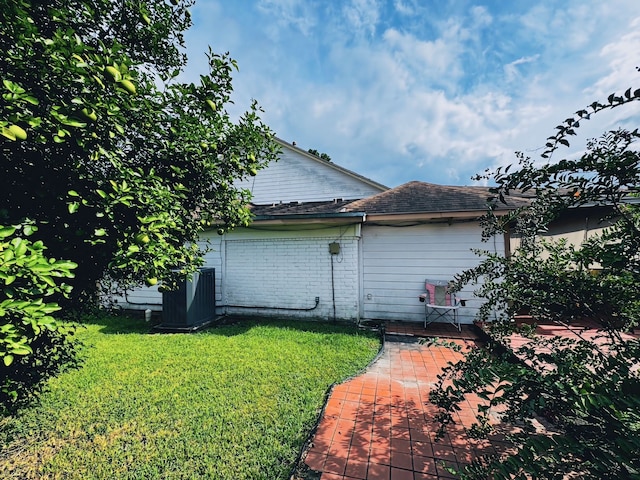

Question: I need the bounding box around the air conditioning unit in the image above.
[158,268,216,332]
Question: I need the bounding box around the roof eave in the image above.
[364,209,515,222]
[252,211,366,225]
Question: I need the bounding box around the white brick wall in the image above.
[223,227,361,321]
[107,284,163,311]
[108,226,362,323]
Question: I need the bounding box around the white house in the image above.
[118,138,527,325]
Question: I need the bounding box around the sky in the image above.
[181,0,640,188]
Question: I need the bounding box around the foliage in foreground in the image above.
[1,0,279,413]
[0,315,380,479]
[1,0,280,305]
[0,223,79,416]
[432,87,640,478]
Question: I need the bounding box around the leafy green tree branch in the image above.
[433,84,640,478]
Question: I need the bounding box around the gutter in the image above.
[248,208,516,226]
[363,209,515,223]
[251,211,366,225]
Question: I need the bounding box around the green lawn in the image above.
[0,314,380,479]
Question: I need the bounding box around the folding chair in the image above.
[418,279,464,331]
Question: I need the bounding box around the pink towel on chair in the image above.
[425,283,452,306]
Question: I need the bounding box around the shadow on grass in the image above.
[76,311,156,334]
[77,311,378,339]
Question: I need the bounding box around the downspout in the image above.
[330,253,336,322]
[503,223,512,259]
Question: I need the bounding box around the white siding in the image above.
[361,223,502,324]
[234,146,385,204]
[222,226,360,321]
[510,213,609,254]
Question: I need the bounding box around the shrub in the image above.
[0,223,79,415]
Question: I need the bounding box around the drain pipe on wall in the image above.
[219,297,320,312]
[329,242,340,322]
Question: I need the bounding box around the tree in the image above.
[1,0,280,306]
[308,148,332,162]
[1,0,279,412]
[431,87,640,478]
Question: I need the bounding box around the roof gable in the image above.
[233,138,387,204]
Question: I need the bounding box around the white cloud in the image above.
[382,28,461,86]
[184,0,640,187]
[503,54,540,83]
[590,17,640,96]
[342,0,381,39]
[257,0,317,36]
[393,0,415,16]
[470,5,492,28]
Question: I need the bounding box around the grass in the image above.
[0,314,380,479]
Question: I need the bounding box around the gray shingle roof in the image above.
[250,199,352,217]
[341,181,530,214]
[249,181,531,220]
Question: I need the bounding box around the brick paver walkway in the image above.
[301,322,509,480]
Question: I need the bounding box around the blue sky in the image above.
[181,0,640,187]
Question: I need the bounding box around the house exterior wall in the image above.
[509,206,614,255]
[112,221,502,325]
[221,226,361,321]
[113,226,363,322]
[360,223,503,324]
[114,143,383,316]
[233,145,385,204]
[109,284,162,311]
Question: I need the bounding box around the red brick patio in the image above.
[300,322,509,480]
[299,318,639,479]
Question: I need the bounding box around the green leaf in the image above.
[40,275,56,287]
[14,239,27,257]
[22,224,37,236]
[1,126,16,141]
[61,118,87,128]
[0,226,17,238]
[53,260,78,270]
[3,354,14,366]
[11,345,32,356]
